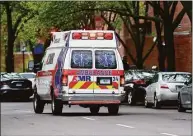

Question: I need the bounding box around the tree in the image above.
[83,1,158,69]
[1,2,38,72]
[181,1,192,23]
[147,1,187,71]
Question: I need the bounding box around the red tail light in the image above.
[61,75,68,86]
[120,76,125,87]
[0,81,8,87]
[133,80,145,84]
[160,84,169,89]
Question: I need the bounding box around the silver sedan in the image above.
[178,78,192,112]
[144,72,191,109]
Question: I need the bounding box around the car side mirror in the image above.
[146,80,152,85]
[184,81,189,86]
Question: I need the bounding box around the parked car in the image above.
[19,72,36,89]
[178,77,192,112]
[144,72,192,109]
[0,73,33,101]
[124,69,157,105]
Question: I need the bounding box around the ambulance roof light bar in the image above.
[72,32,113,40]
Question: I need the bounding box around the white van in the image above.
[33,30,125,115]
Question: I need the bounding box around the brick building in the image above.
[119,2,192,72]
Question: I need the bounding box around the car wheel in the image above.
[90,106,100,115]
[108,104,119,115]
[144,94,152,108]
[154,95,161,109]
[33,93,45,114]
[178,94,186,112]
[128,91,136,105]
[51,94,63,115]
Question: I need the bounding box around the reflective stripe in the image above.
[69,81,118,89]
[72,81,85,89]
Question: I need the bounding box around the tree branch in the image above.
[83,8,162,22]
[170,1,178,21]
[101,14,136,64]
[14,12,37,40]
[142,39,158,62]
[13,13,28,34]
[172,8,186,31]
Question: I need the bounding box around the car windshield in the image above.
[20,73,35,78]
[162,73,191,83]
[2,73,25,79]
[125,70,156,81]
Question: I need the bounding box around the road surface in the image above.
[1,101,192,136]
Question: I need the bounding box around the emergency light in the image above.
[72,32,113,40]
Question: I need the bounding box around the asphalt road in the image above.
[1,101,192,136]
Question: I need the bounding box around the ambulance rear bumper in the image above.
[58,93,125,105]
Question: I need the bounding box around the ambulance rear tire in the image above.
[108,104,119,115]
[89,106,100,115]
[51,95,63,115]
[33,93,45,114]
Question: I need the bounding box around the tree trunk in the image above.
[153,1,166,71]
[136,59,144,69]
[163,2,176,71]
[165,28,175,71]
[5,2,14,72]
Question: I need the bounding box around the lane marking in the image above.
[116,124,135,128]
[161,133,178,136]
[82,117,95,121]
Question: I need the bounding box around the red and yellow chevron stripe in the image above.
[69,81,118,89]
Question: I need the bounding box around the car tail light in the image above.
[61,75,68,86]
[120,76,125,87]
[160,84,169,89]
[133,80,145,84]
[0,81,8,87]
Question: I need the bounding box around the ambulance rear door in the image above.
[93,49,122,94]
[68,48,94,94]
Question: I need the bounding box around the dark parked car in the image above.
[123,70,157,105]
[178,77,192,112]
[0,73,33,101]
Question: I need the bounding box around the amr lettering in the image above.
[72,76,91,82]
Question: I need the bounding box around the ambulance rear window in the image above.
[95,50,117,69]
[71,50,92,68]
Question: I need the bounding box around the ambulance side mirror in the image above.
[34,63,42,73]
[27,60,42,73]
[27,60,34,72]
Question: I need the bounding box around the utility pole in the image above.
[0,4,2,72]
[21,45,26,72]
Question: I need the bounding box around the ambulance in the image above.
[33,30,125,115]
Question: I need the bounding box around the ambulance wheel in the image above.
[90,106,100,115]
[33,92,45,114]
[108,104,119,115]
[51,94,63,115]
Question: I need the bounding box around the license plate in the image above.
[100,79,111,85]
[16,83,22,87]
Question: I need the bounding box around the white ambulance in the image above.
[32,30,125,115]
